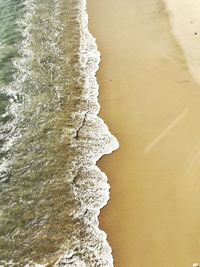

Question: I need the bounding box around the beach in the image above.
[88,0,200,266]
[1,0,200,265]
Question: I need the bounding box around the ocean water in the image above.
[0,0,119,266]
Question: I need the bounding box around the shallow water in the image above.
[0,0,118,266]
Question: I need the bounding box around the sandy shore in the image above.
[88,1,200,266]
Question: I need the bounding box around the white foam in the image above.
[0,0,119,265]
[56,0,119,266]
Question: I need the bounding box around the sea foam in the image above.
[0,0,119,266]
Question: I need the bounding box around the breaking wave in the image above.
[0,0,119,266]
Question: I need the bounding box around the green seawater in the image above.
[0,0,24,85]
[0,0,24,160]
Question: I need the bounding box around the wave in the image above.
[0,0,119,266]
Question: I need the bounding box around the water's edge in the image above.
[163,0,200,85]
[56,2,119,265]
[0,0,119,266]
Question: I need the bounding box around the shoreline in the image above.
[88,0,200,266]
[164,0,200,85]
[0,0,119,265]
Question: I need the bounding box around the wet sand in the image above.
[88,1,200,267]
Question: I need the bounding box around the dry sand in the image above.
[88,0,200,266]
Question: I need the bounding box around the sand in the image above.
[88,0,200,266]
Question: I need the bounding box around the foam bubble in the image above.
[0,0,119,265]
